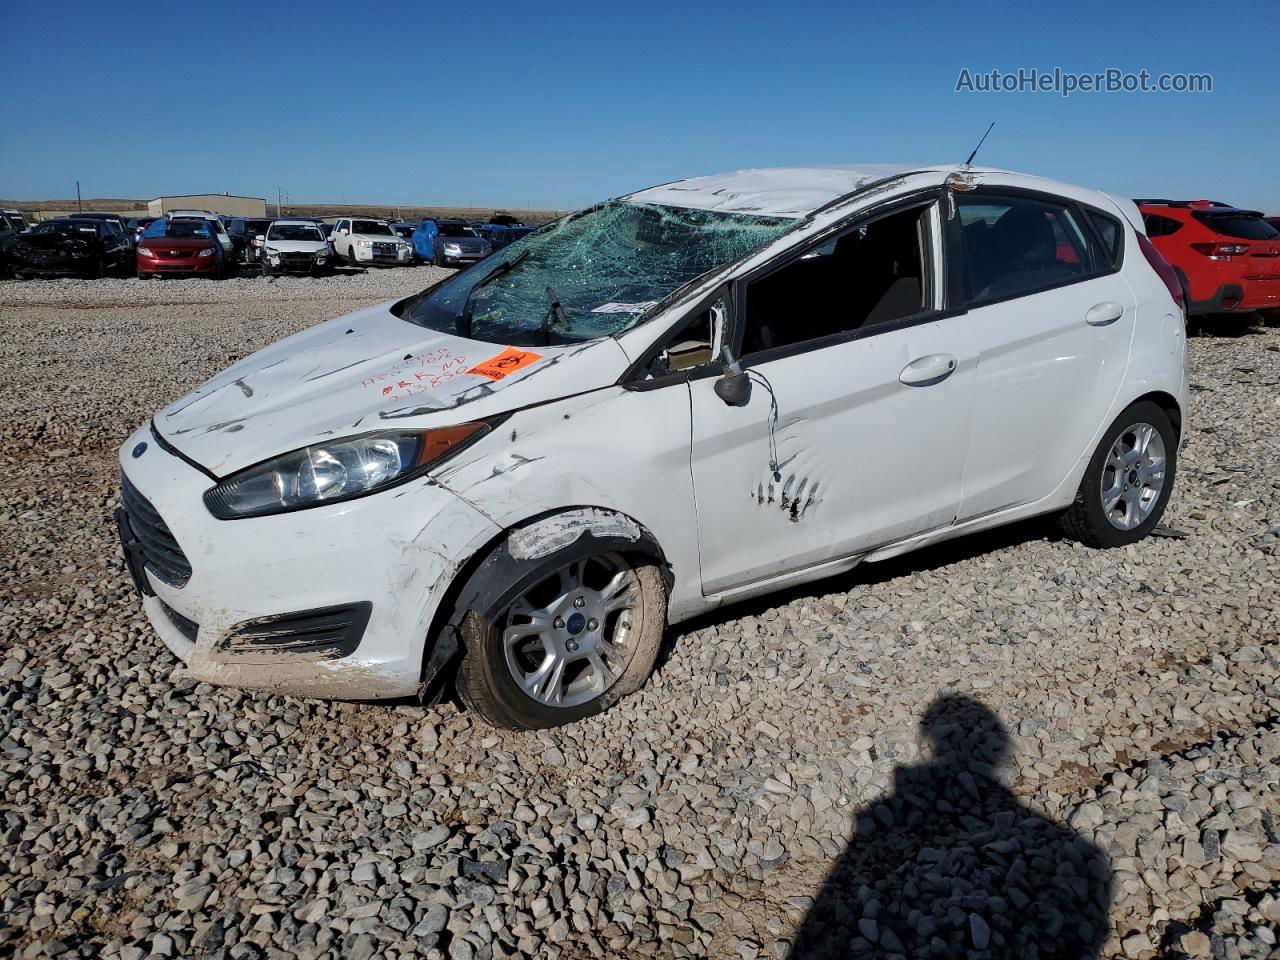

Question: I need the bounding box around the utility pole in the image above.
[276,187,282,217]
[76,181,82,213]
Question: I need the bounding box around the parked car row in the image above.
[2,205,553,280]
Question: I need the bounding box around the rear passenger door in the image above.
[949,188,1136,521]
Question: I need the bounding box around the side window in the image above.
[741,204,932,356]
[1142,214,1182,238]
[1087,210,1123,267]
[642,296,725,380]
[956,195,1095,305]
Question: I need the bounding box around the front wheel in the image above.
[1058,400,1177,548]
[456,540,666,729]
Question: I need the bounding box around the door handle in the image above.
[1086,301,1124,326]
[899,354,957,386]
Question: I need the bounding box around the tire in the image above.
[1057,400,1177,548]
[93,256,107,279]
[261,259,273,278]
[454,527,667,730]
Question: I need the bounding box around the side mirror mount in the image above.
[254,234,265,243]
[714,346,751,407]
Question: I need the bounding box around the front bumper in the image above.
[138,254,219,276]
[439,249,486,266]
[116,423,502,698]
[266,253,330,274]
[15,258,94,276]
[352,246,413,266]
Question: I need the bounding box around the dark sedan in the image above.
[227,218,276,264]
[73,212,136,248]
[11,218,133,278]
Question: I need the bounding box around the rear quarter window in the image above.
[1142,214,1183,238]
[1087,210,1124,267]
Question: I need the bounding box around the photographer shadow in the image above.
[790,695,1112,959]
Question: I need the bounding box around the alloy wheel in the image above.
[501,553,638,708]
[1100,422,1167,531]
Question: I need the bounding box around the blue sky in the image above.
[0,0,1275,211]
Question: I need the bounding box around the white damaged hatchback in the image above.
[118,164,1189,729]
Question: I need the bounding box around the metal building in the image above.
[148,193,268,217]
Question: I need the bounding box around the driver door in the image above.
[687,198,979,594]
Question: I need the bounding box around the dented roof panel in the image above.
[622,164,938,217]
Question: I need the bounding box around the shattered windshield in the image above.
[143,220,211,239]
[269,224,324,242]
[401,201,795,345]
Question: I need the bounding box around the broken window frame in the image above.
[724,189,950,367]
[622,285,736,391]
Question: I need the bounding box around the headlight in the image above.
[138,246,158,258]
[443,243,461,253]
[203,424,492,519]
[197,248,215,258]
[357,239,372,248]
[264,246,277,254]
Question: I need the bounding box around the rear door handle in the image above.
[1086,301,1124,326]
[900,354,957,386]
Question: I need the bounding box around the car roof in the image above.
[1137,200,1265,218]
[621,164,978,218]
[270,219,323,227]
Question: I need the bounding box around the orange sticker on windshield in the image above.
[466,347,543,381]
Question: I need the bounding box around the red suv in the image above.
[1136,200,1280,321]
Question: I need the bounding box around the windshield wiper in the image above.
[540,286,566,346]
[459,249,530,339]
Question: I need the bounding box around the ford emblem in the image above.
[131,442,147,459]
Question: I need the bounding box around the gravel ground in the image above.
[0,272,1277,960]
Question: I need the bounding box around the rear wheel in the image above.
[1058,400,1177,548]
[456,539,666,730]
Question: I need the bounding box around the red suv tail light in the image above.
[1190,242,1251,260]
[1137,234,1185,313]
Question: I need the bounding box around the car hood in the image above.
[17,233,98,251]
[264,239,328,254]
[350,233,403,243]
[153,301,632,476]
